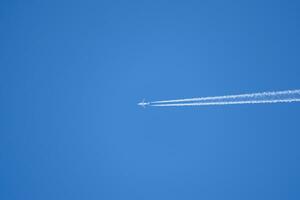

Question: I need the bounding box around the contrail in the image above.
[145,89,300,107]
[151,89,300,104]
[151,98,300,107]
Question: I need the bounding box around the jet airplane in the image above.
[138,99,150,108]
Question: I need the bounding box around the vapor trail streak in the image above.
[151,98,300,107]
[151,89,300,104]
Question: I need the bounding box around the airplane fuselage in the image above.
[138,100,150,107]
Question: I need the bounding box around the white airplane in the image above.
[138,99,150,108]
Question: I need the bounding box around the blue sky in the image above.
[1,0,300,199]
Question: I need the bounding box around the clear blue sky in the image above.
[1,0,300,199]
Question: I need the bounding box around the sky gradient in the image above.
[1,0,300,199]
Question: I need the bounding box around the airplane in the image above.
[138,99,150,108]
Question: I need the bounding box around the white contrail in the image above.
[151,98,300,107]
[151,89,300,104]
